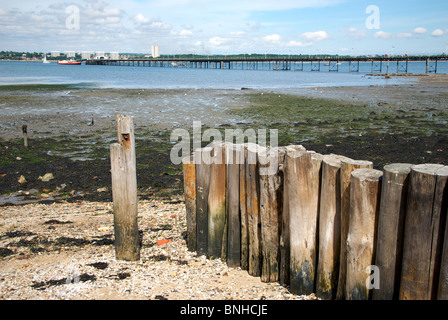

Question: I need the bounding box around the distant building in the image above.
[80,51,92,60]
[110,52,119,60]
[152,45,160,58]
[51,51,60,57]
[65,51,76,58]
[94,51,108,60]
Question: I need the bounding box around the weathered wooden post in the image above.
[400,164,448,300]
[259,147,286,282]
[287,148,322,295]
[280,145,306,286]
[196,147,212,256]
[22,125,28,148]
[246,143,262,277]
[182,155,197,252]
[345,168,383,300]
[438,168,448,300]
[316,154,352,300]
[110,115,140,261]
[226,143,242,267]
[239,144,249,270]
[373,163,412,300]
[336,159,373,299]
[207,143,227,260]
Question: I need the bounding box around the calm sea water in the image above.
[2,60,445,89]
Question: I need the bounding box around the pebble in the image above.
[38,173,54,182]
[0,199,317,300]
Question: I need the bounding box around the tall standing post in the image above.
[22,125,28,148]
[110,115,140,261]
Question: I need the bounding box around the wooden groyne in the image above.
[182,143,448,300]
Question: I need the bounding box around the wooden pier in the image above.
[86,55,448,74]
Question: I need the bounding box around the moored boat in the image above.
[58,59,82,65]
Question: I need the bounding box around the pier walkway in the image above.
[86,56,448,74]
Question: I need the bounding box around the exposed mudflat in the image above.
[0,74,447,300]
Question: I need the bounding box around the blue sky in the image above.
[0,0,447,55]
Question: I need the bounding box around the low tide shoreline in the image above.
[0,75,447,300]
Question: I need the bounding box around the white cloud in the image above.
[209,36,230,47]
[414,27,427,34]
[345,27,367,40]
[134,13,149,23]
[300,30,329,42]
[149,0,345,12]
[84,5,122,19]
[148,21,171,29]
[230,31,245,36]
[287,40,312,47]
[179,29,193,36]
[375,29,430,39]
[263,34,281,43]
[431,29,444,37]
[374,31,390,39]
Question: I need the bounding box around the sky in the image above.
[0,0,447,56]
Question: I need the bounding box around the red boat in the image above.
[58,59,82,65]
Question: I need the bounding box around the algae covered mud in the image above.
[0,75,447,204]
